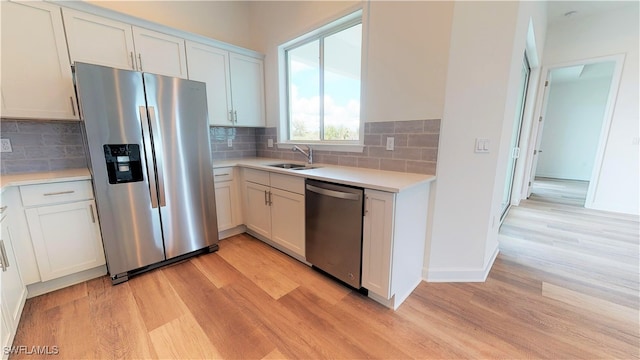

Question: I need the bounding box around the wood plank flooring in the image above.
[530,177,589,206]
[11,218,639,359]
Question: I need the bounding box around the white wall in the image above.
[542,4,639,215]
[87,1,255,50]
[247,0,453,127]
[426,1,547,281]
[364,1,453,122]
[536,75,614,180]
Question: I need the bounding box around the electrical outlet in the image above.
[1,139,12,153]
[267,138,274,148]
[386,137,394,151]
[227,138,233,147]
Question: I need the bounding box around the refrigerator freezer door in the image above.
[74,63,165,276]
[142,73,219,259]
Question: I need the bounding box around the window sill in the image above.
[276,142,365,153]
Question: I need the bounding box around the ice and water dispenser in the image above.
[104,144,144,184]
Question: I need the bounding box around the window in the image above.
[285,13,362,143]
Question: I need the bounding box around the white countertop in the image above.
[213,158,435,193]
[0,168,92,191]
[0,158,435,194]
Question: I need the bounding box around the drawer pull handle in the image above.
[43,190,75,196]
[70,97,76,116]
[89,204,96,223]
[214,174,229,177]
[0,240,8,272]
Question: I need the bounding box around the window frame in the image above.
[279,9,365,150]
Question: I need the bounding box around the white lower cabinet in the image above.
[362,184,430,310]
[244,181,272,239]
[362,190,394,299]
[213,167,243,234]
[0,201,27,359]
[270,188,305,257]
[1,309,11,360]
[19,180,106,284]
[25,200,105,282]
[243,169,305,258]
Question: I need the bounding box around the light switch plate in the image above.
[1,139,12,153]
[267,138,274,148]
[475,138,489,153]
[227,138,233,147]
[386,137,394,151]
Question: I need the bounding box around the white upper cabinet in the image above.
[1,1,78,120]
[229,53,266,127]
[62,8,136,70]
[132,27,188,79]
[187,41,265,127]
[63,9,187,78]
[186,41,233,125]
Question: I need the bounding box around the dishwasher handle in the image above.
[306,184,361,201]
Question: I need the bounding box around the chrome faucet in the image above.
[292,145,313,164]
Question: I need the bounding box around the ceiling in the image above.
[549,61,616,83]
[546,1,638,25]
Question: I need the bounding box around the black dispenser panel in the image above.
[104,144,144,184]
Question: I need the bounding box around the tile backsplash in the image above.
[209,127,257,161]
[256,119,440,175]
[1,119,439,176]
[0,119,86,175]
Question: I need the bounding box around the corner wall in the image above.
[425,1,548,281]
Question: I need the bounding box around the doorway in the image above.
[525,56,623,207]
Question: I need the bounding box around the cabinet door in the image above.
[362,190,394,299]
[25,200,106,281]
[214,181,234,232]
[244,182,271,239]
[229,53,265,127]
[1,307,10,360]
[270,188,305,258]
[1,1,78,120]
[0,219,27,336]
[186,41,233,126]
[132,27,187,78]
[62,8,136,70]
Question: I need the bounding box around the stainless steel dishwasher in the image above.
[305,179,364,288]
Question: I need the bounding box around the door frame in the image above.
[521,53,626,207]
[500,53,531,220]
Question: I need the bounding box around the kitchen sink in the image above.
[268,163,319,170]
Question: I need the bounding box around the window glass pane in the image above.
[288,40,320,141]
[323,24,362,141]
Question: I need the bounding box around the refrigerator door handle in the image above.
[147,106,167,207]
[139,106,159,209]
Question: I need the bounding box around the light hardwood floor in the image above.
[11,209,639,359]
[530,176,589,207]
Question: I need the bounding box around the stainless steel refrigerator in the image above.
[74,62,218,284]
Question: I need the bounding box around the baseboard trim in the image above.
[423,246,499,282]
[27,265,107,298]
[219,225,247,240]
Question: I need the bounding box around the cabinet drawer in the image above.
[213,167,234,182]
[20,181,94,207]
[270,173,305,195]
[244,168,269,186]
